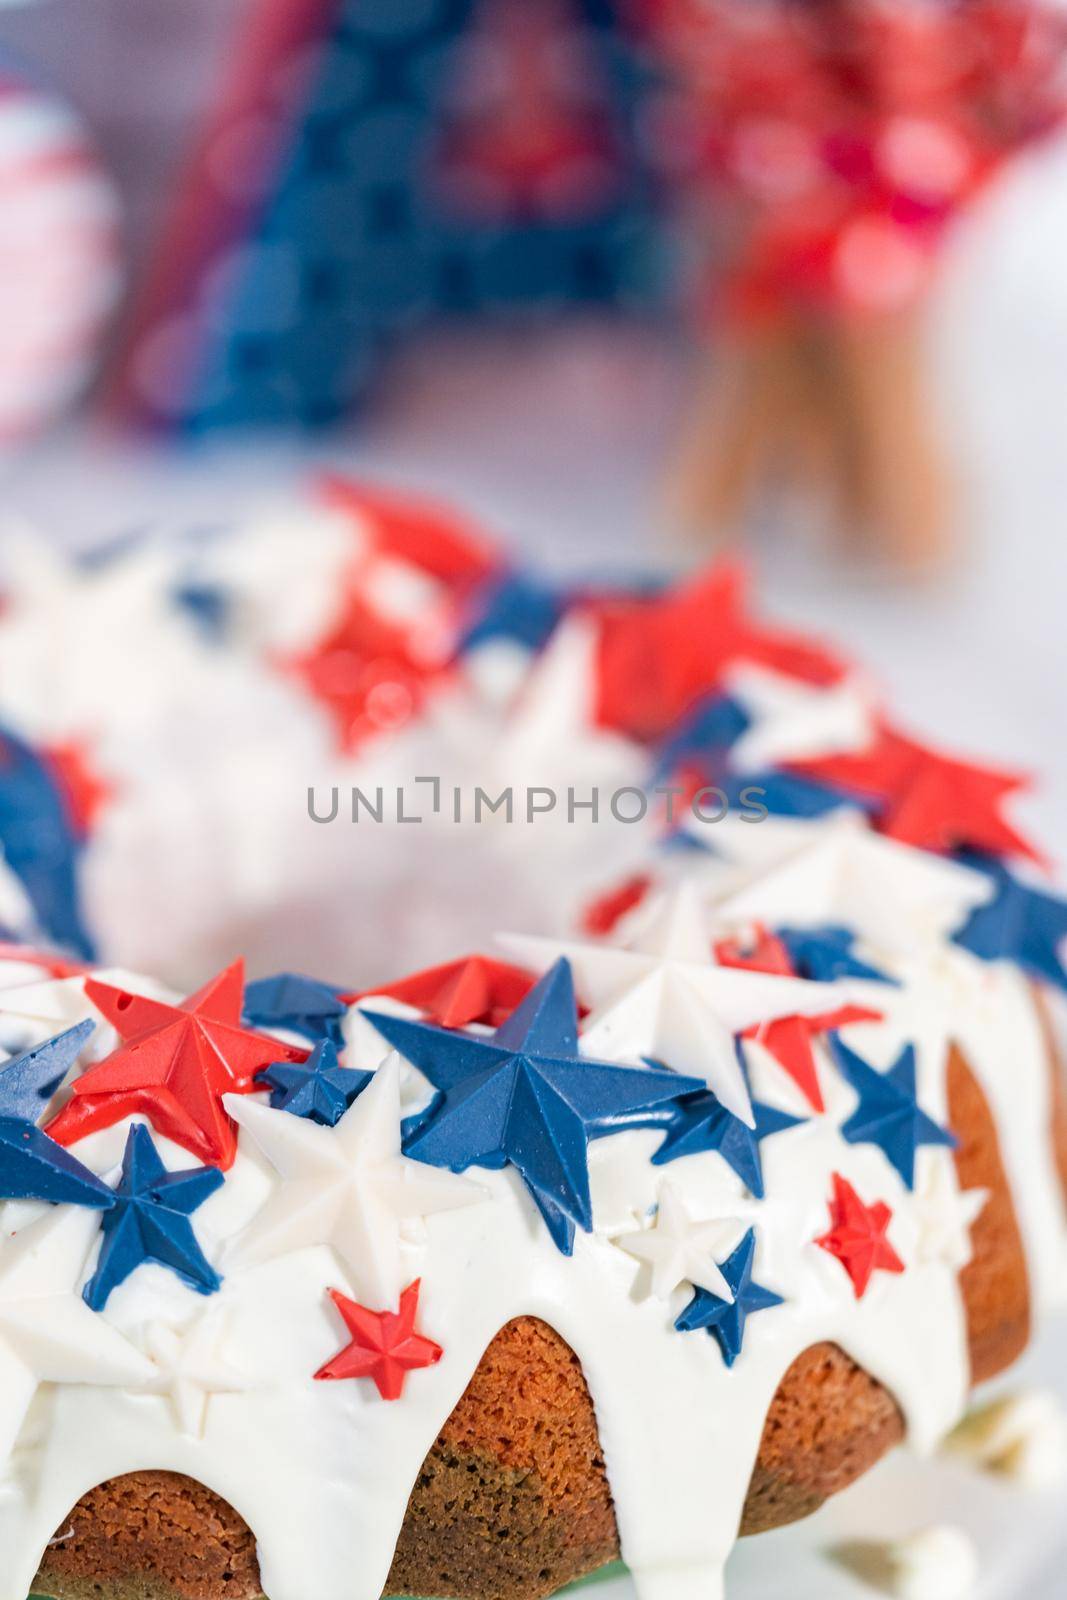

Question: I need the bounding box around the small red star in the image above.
[594,563,845,742]
[43,741,113,838]
[715,930,881,1113]
[816,1173,905,1298]
[580,874,653,937]
[347,955,536,1030]
[46,960,307,1169]
[320,477,496,592]
[315,1279,443,1400]
[794,723,1042,864]
[283,587,450,754]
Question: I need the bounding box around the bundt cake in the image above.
[0,483,1063,1600]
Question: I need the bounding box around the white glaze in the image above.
[0,848,1061,1600]
[0,510,1064,1599]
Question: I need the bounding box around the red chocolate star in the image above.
[315,1279,443,1400]
[816,1172,905,1298]
[580,874,653,937]
[283,588,449,754]
[348,955,536,1031]
[794,723,1042,864]
[44,741,113,838]
[46,960,307,1169]
[594,563,845,743]
[320,477,496,592]
[715,930,881,1112]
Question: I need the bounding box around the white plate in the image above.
[565,1319,1067,1600]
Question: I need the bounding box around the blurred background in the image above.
[1,0,1066,844]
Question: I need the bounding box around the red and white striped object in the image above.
[0,73,122,444]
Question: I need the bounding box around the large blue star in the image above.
[649,1047,802,1199]
[832,1035,955,1189]
[0,1019,114,1208]
[675,1229,784,1366]
[256,1038,372,1127]
[243,972,347,1046]
[365,959,705,1254]
[954,854,1067,993]
[778,925,896,985]
[83,1124,223,1311]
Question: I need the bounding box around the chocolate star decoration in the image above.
[674,1230,784,1367]
[0,1020,114,1208]
[816,1172,905,1298]
[594,563,844,743]
[953,854,1067,993]
[47,961,308,1169]
[243,972,348,1046]
[778,925,896,986]
[314,1278,443,1400]
[351,955,536,1031]
[256,1039,372,1127]
[82,1123,223,1312]
[365,959,705,1254]
[832,1035,955,1189]
[794,724,1041,864]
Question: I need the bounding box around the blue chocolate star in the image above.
[0,723,95,958]
[243,972,347,1046]
[460,571,563,655]
[675,1229,784,1366]
[954,854,1067,993]
[0,1020,114,1208]
[650,1047,802,1199]
[723,770,873,820]
[82,1124,224,1311]
[0,1019,94,1123]
[365,959,705,1254]
[653,694,750,783]
[256,1038,372,1126]
[778,925,896,985]
[832,1035,955,1189]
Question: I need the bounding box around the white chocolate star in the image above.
[0,1206,155,1465]
[503,883,851,1127]
[713,829,991,956]
[140,1313,251,1438]
[728,664,876,771]
[615,1184,744,1302]
[488,615,644,797]
[914,1158,988,1270]
[224,1054,485,1307]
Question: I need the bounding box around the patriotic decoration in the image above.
[0,69,121,443]
[366,959,707,1255]
[640,0,1067,322]
[256,1038,373,1127]
[675,1229,784,1366]
[46,962,308,1170]
[0,1031,114,1209]
[315,1279,443,1399]
[81,1125,224,1312]
[832,1035,956,1190]
[816,1173,906,1299]
[107,0,653,433]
